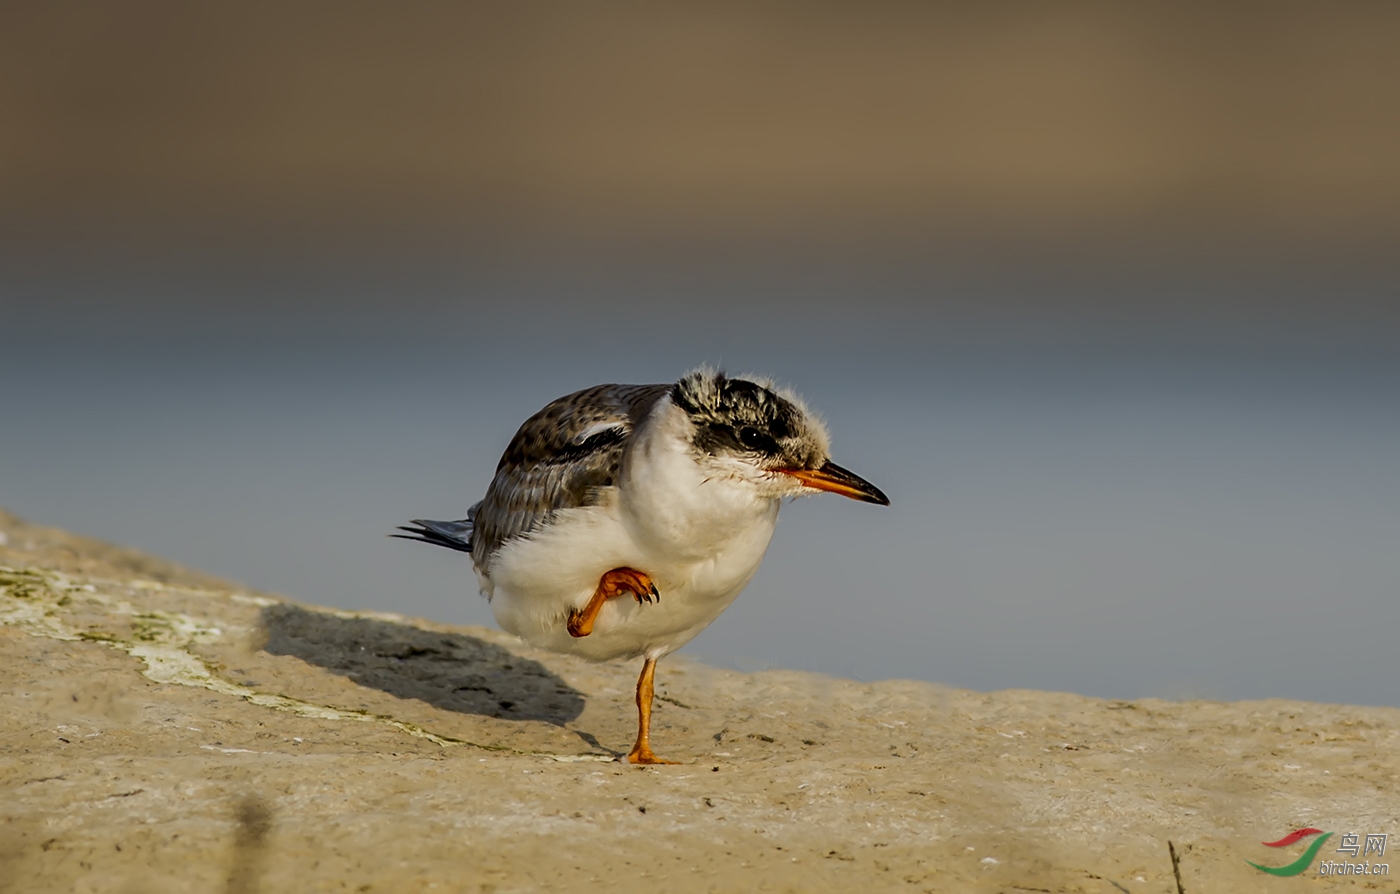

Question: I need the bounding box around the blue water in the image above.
[4,273,1397,706]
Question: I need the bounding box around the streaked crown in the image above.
[671,368,830,471]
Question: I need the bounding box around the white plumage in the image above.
[488,393,780,662]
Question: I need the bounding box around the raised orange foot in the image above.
[567,567,659,638]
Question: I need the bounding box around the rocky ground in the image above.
[2,507,1396,893]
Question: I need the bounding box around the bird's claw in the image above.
[570,568,660,636]
[605,568,658,605]
[627,746,680,765]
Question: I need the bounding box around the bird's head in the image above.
[670,368,890,505]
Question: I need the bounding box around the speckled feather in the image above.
[467,383,671,567]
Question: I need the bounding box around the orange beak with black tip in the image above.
[780,460,890,506]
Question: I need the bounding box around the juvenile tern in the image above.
[396,368,888,763]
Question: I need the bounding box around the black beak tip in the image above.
[819,460,890,507]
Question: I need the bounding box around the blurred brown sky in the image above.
[2,1,1398,267]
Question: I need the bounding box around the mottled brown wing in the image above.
[469,383,670,566]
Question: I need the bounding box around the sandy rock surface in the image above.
[2,508,1396,893]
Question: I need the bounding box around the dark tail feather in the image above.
[391,518,474,554]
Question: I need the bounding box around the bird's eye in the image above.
[738,426,771,451]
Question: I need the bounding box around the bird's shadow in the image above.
[258,604,586,725]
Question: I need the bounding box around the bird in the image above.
[394,368,889,764]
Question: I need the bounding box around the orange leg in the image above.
[567,567,659,638]
[627,657,678,765]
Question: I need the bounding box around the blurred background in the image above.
[3,2,1397,705]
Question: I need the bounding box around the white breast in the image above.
[483,397,781,662]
